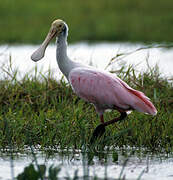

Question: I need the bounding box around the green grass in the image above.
[0,57,172,153]
[1,0,173,43]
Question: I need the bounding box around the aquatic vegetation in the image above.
[15,147,146,180]
[0,57,172,153]
[17,163,61,180]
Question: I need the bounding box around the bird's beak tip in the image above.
[31,56,39,62]
[31,49,44,62]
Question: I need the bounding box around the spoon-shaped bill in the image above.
[31,28,57,62]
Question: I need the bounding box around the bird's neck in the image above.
[56,35,75,79]
[56,36,68,60]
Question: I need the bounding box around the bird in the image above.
[31,19,157,142]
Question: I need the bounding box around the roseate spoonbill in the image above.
[31,19,157,142]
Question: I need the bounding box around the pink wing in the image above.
[69,68,157,115]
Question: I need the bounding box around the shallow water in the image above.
[0,149,173,180]
[0,42,173,80]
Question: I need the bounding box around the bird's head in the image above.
[31,19,68,62]
[51,19,68,37]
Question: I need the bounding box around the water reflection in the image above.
[0,148,173,180]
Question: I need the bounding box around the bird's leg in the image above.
[90,115,106,144]
[100,114,104,123]
[102,112,127,127]
[90,112,127,144]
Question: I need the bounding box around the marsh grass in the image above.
[0,55,172,154]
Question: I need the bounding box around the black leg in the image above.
[90,124,106,144]
[90,112,127,144]
[103,112,127,127]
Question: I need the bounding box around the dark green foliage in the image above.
[17,164,46,180]
[48,165,61,180]
[17,163,61,180]
[0,0,173,43]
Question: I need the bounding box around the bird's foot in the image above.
[90,124,106,144]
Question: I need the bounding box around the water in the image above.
[0,149,173,180]
[0,42,173,80]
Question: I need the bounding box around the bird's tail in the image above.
[118,77,157,115]
[128,88,157,115]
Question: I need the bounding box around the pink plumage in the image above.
[69,67,157,116]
